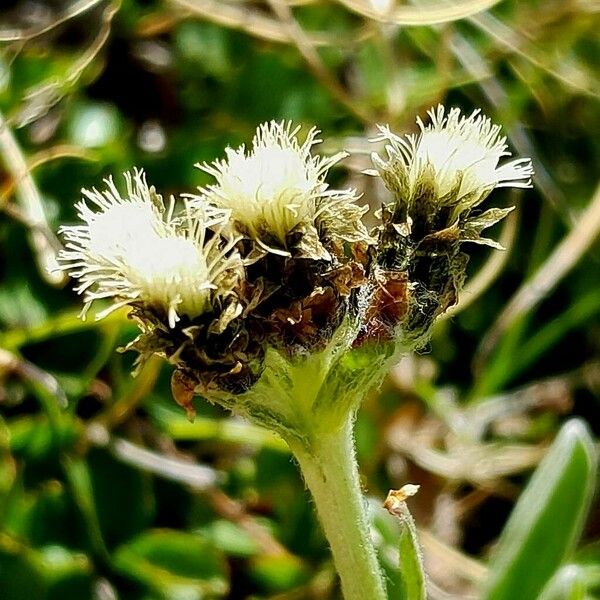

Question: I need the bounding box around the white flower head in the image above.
[58,169,242,328]
[370,105,534,210]
[196,121,366,253]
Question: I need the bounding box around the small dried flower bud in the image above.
[196,120,370,258]
[383,484,421,516]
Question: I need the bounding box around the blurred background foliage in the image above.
[0,0,599,598]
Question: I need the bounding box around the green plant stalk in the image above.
[287,416,388,600]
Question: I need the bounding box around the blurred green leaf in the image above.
[573,542,600,595]
[8,416,79,462]
[201,520,260,558]
[248,553,309,593]
[0,534,92,600]
[66,102,122,149]
[87,448,155,548]
[0,418,16,517]
[538,564,588,600]
[483,289,600,391]
[113,529,229,599]
[175,22,233,79]
[62,457,110,563]
[483,419,598,600]
[7,480,82,548]
[0,279,48,329]
[149,401,289,452]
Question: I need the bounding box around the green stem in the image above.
[288,417,387,600]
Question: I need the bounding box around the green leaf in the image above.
[113,529,229,599]
[574,542,600,594]
[371,516,405,598]
[503,289,600,387]
[482,419,598,600]
[370,497,426,600]
[62,457,110,562]
[201,520,260,558]
[0,535,92,600]
[397,511,426,600]
[0,535,46,600]
[15,481,80,548]
[9,416,79,462]
[0,418,16,519]
[87,448,155,548]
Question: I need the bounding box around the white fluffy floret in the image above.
[196,121,356,250]
[371,105,534,204]
[57,169,240,327]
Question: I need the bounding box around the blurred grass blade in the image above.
[113,530,229,598]
[502,289,600,387]
[477,181,600,368]
[539,564,587,600]
[62,457,110,564]
[338,0,502,26]
[479,289,600,393]
[483,419,597,600]
[0,110,65,285]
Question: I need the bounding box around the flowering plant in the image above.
[57,106,532,600]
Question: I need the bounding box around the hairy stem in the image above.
[288,417,387,600]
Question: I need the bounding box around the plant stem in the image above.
[288,417,387,600]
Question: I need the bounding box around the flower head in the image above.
[371,105,533,213]
[363,106,534,344]
[58,169,242,327]
[197,121,368,254]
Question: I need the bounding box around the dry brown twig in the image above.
[449,30,566,213]
[167,0,370,48]
[419,528,487,585]
[337,0,503,26]
[0,347,67,407]
[469,10,600,99]
[86,420,290,557]
[0,0,106,42]
[206,488,291,556]
[15,0,121,127]
[0,145,97,206]
[0,0,118,285]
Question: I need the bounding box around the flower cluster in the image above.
[57,108,532,422]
